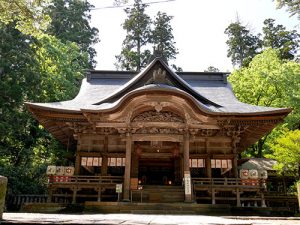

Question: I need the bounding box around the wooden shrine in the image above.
[26,58,291,207]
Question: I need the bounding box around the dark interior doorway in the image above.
[138,158,174,185]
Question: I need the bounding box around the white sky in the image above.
[88,0,299,72]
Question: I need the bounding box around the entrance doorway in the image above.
[139,158,174,185]
[135,141,181,186]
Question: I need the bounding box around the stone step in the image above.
[131,186,185,203]
[129,210,196,214]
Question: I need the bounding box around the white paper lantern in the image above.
[64,167,74,176]
[249,169,258,179]
[259,170,268,179]
[46,166,56,175]
[240,169,249,179]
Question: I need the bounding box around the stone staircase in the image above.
[131,185,185,203]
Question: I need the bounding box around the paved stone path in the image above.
[2,213,300,225]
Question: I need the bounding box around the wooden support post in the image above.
[233,154,238,178]
[261,192,266,207]
[97,188,102,202]
[75,154,81,175]
[212,188,216,205]
[123,132,132,201]
[101,156,108,176]
[183,132,192,202]
[101,136,108,176]
[72,188,77,204]
[47,189,52,203]
[236,188,241,207]
[206,156,212,178]
[205,139,212,178]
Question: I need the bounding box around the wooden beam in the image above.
[132,134,183,142]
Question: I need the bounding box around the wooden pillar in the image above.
[72,188,77,203]
[97,188,102,202]
[101,136,108,176]
[236,188,241,207]
[212,188,216,205]
[206,156,212,178]
[183,133,190,172]
[101,156,108,175]
[131,147,139,178]
[261,192,266,207]
[123,132,132,201]
[183,132,192,202]
[75,154,81,175]
[233,154,238,178]
[47,189,52,203]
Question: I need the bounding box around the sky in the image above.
[88,0,299,72]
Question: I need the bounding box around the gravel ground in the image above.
[2,213,300,225]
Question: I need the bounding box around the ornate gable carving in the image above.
[145,68,173,86]
[132,110,184,123]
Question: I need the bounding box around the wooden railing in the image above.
[192,178,266,189]
[48,175,123,185]
[6,195,48,210]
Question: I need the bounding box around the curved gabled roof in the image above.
[94,58,220,108]
[25,58,291,116]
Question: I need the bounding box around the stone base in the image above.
[0,176,8,220]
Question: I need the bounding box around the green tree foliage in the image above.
[204,66,220,72]
[33,34,88,102]
[0,0,50,36]
[263,18,299,60]
[269,129,300,177]
[151,11,178,62]
[224,21,262,67]
[225,18,299,67]
[115,0,152,71]
[0,7,89,193]
[116,0,180,71]
[276,0,300,20]
[229,48,300,157]
[45,0,99,68]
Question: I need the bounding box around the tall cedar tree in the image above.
[276,0,300,20]
[0,1,90,194]
[46,0,99,68]
[151,11,178,62]
[116,0,152,71]
[262,18,299,60]
[224,21,262,67]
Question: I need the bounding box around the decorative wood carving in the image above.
[200,129,219,137]
[145,68,173,86]
[132,110,184,123]
[185,113,203,125]
[136,127,183,134]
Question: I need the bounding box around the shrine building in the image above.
[26,58,292,207]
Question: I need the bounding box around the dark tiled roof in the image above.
[26,58,290,115]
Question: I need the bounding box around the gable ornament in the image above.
[145,68,173,86]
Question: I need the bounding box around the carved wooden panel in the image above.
[132,110,184,123]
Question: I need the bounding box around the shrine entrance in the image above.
[135,141,182,186]
[139,158,174,185]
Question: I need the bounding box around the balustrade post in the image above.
[261,192,266,207]
[212,188,216,205]
[97,188,101,202]
[236,188,241,207]
[72,188,77,203]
